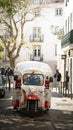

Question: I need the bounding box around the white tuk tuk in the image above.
[12,61,53,112]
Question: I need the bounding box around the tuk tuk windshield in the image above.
[23,73,44,86]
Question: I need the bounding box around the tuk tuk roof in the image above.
[15,61,52,75]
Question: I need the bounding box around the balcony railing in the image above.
[30,54,43,61]
[61,30,73,48]
[29,35,44,42]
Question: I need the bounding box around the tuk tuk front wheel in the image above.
[27,100,38,112]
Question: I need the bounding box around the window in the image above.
[65,20,67,34]
[34,49,37,56]
[23,73,44,86]
[33,27,41,38]
[33,0,43,4]
[38,49,40,56]
[70,13,72,30]
[65,0,69,6]
[68,16,69,32]
[33,46,41,57]
[55,8,63,16]
[55,44,57,56]
[34,8,40,16]
[33,0,41,4]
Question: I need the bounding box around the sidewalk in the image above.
[51,87,73,111]
[49,87,73,130]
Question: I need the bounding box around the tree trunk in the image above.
[9,58,15,69]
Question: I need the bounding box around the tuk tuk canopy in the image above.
[14,61,52,76]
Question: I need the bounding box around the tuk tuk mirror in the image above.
[14,75,18,80]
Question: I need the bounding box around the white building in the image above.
[61,0,73,96]
[16,0,64,73]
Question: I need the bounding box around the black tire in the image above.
[27,100,38,112]
[1,91,5,98]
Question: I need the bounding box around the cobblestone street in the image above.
[0,86,73,130]
[49,88,73,130]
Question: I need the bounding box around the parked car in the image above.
[0,76,5,98]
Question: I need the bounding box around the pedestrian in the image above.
[65,71,69,90]
[8,76,11,91]
[5,67,12,91]
[5,68,8,89]
[15,76,21,89]
[54,69,61,92]
[0,66,6,85]
[0,66,5,75]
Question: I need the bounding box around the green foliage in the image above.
[0,46,4,52]
[0,0,15,16]
[0,0,29,16]
[0,0,13,8]
[0,19,2,23]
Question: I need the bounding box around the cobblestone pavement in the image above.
[0,86,54,130]
[49,88,73,130]
[0,86,73,130]
[0,111,54,130]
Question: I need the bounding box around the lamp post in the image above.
[61,54,66,79]
[61,54,67,95]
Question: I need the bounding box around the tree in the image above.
[0,0,41,69]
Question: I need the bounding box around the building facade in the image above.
[61,0,73,95]
[0,0,64,74]
[16,0,64,73]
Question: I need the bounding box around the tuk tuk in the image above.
[12,61,53,112]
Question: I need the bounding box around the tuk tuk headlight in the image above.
[30,88,36,95]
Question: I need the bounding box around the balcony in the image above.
[30,35,44,42]
[61,30,73,48]
[30,54,43,61]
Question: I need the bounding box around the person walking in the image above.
[65,71,69,90]
[64,71,69,96]
[54,69,61,92]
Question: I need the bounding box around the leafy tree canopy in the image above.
[0,0,29,16]
[0,0,41,68]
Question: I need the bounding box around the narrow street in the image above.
[0,85,54,130]
[0,0,73,130]
[0,85,73,130]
